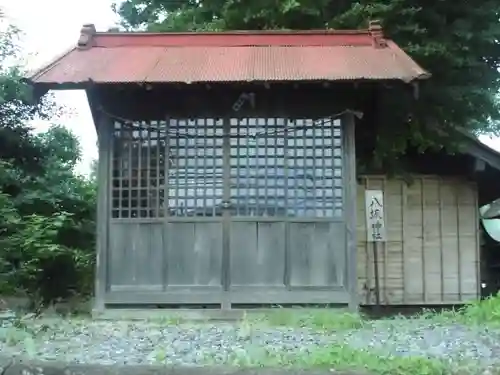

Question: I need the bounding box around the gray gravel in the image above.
[1,314,500,369]
[341,319,500,367]
[0,318,333,366]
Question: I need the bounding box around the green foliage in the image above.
[247,308,365,330]
[0,15,96,304]
[454,292,500,327]
[0,134,97,304]
[202,335,450,374]
[219,299,500,373]
[114,0,500,167]
[89,159,98,181]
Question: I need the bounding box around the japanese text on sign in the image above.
[365,190,386,242]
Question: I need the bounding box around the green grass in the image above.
[203,344,455,375]
[243,292,500,331]
[224,294,500,374]
[454,293,500,327]
[244,308,365,331]
[408,292,500,327]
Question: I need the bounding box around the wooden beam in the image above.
[93,111,112,313]
[343,111,358,311]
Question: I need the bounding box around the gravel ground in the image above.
[343,320,500,367]
[1,314,500,369]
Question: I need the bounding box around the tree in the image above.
[0,125,97,304]
[89,159,98,181]
[0,13,97,304]
[0,18,63,170]
[114,0,500,168]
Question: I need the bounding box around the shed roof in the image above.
[26,21,430,87]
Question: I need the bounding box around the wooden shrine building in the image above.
[26,21,500,311]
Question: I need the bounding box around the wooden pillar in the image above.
[343,111,358,311]
[93,112,112,312]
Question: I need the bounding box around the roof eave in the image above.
[411,71,432,82]
[26,75,432,90]
[25,46,77,83]
[462,134,500,172]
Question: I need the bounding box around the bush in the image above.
[0,210,94,304]
[0,142,97,306]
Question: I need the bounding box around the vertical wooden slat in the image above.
[456,182,463,300]
[94,111,111,312]
[202,118,207,215]
[456,181,478,302]
[230,222,286,286]
[118,124,124,218]
[263,118,269,212]
[137,122,143,218]
[273,118,279,216]
[334,119,344,217]
[293,119,299,215]
[474,181,481,298]
[222,117,231,309]
[381,178,389,304]
[441,179,459,301]
[163,119,169,218]
[156,121,161,217]
[245,118,251,215]
[364,177,372,304]
[174,120,180,214]
[193,119,199,214]
[118,123,125,218]
[320,123,326,216]
[401,180,407,304]
[129,124,134,219]
[421,178,427,303]
[438,178,445,301]
[146,122,152,216]
[311,119,316,216]
[233,118,239,216]
[283,118,289,216]
[163,119,169,289]
[283,117,291,290]
[343,112,358,311]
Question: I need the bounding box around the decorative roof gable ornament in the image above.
[77,23,96,50]
[368,20,387,49]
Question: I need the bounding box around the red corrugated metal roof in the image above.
[27,23,430,86]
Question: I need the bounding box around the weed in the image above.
[456,292,500,327]
[204,344,452,375]
[148,314,186,326]
[247,308,365,331]
[410,293,500,328]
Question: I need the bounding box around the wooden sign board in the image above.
[365,189,386,242]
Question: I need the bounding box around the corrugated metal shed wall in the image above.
[357,175,480,305]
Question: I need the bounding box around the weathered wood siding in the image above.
[357,175,480,305]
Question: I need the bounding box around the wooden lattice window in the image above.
[167,118,225,217]
[228,117,343,217]
[111,121,166,218]
[111,116,343,219]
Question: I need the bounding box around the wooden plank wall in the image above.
[357,175,480,305]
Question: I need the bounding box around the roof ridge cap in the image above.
[77,23,96,50]
[368,20,387,48]
[95,29,371,36]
